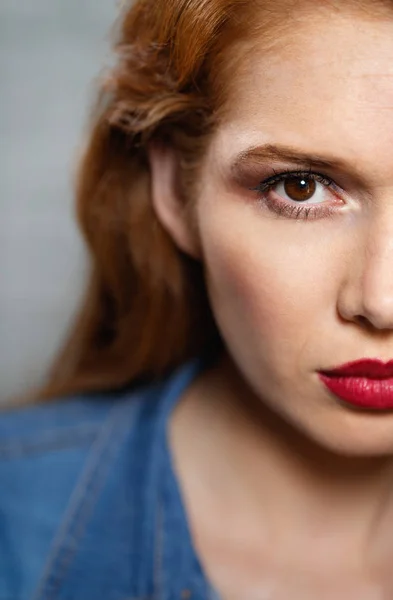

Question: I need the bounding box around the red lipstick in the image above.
[319,359,393,410]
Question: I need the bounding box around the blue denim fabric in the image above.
[0,361,219,600]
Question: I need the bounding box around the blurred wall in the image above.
[0,0,116,402]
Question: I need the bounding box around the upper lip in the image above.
[321,359,393,379]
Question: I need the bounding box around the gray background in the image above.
[0,1,116,402]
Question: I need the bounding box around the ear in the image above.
[148,143,201,259]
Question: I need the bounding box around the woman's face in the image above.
[151,4,393,456]
[193,6,393,456]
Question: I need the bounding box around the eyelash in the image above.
[251,168,341,220]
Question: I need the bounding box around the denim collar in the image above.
[153,359,219,600]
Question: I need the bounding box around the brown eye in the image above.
[284,176,316,202]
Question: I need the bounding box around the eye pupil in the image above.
[284,176,316,202]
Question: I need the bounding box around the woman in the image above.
[2,0,393,597]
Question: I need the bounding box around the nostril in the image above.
[353,313,385,332]
[353,312,393,333]
[354,314,371,328]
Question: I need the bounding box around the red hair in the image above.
[39,0,249,399]
[40,0,389,399]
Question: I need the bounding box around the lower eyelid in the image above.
[258,190,341,221]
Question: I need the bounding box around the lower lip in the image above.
[319,374,393,410]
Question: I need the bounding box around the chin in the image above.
[303,413,393,459]
[269,380,393,459]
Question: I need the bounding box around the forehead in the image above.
[212,8,393,180]
[224,6,393,107]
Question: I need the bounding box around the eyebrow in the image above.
[232,143,349,172]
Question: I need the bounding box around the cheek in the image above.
[198,204,344,378]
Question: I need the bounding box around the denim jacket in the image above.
[0,361,218,600]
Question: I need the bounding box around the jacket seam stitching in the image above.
[0,425,99,458]
[154,499,164,600]
[31,400,137,600]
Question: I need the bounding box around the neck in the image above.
[173,354,393,570]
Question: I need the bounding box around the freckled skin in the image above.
[196,11,393,456]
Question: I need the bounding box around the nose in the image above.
[337,217,393,331]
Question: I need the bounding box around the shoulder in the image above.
[0,382,153,599]
[0,360,201,600]
[0,358,203,469]
[0,381,157,457]
[0,359,198,455]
